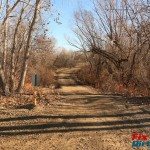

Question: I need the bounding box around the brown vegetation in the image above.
[70,0,150,96]
[0,0,51,95]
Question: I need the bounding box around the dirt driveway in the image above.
[0,68,150,150]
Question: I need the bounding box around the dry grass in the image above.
[39,67,55,87]
[76,65,150,97]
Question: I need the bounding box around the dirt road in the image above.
[0,68,150,150]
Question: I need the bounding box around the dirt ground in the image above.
[0,68,150,150]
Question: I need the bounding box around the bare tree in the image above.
[0,0,52,95]
[71,0,150,93]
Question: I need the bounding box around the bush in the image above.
[54,50,77,68]
[39,67,55,87]
[76,64,150,96]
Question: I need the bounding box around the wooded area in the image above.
[0,0,51,95]
[0,0,149,150]
[0,0,149,97]
[70,0,150,96]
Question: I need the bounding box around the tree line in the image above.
[70,0,150,95]
[0,0,51,95]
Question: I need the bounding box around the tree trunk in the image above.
[16,0,41,93]
[10,8,24,94]
[0,65,10,96]
[16,51,29,93]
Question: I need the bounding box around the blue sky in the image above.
[48,0,93,50]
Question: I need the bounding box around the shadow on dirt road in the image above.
[0,67,149,150]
